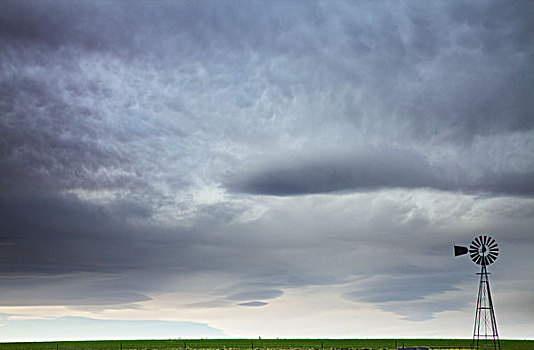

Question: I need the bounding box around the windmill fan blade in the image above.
[461,235,500,266]
[454,246,469,257]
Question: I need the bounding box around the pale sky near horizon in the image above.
[1,0,533,342]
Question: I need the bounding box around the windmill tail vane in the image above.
[454,245,468,257]
[454,235,501,350]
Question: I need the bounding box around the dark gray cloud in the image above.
[343,265,471,321]
[0,276,151,307]
[224,149,534,196]
[346,268,461,304]
[0,0,533,336]
[0,190,319,307]
[379,297,470,322]
[237,301,268,307]
[226,289,283,302]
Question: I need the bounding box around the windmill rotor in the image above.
[468,235,499,266]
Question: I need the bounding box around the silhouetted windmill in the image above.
[454,235,500,350]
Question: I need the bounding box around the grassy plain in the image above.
[0,339,531,350]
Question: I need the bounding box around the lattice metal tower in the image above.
[454,235,501,350]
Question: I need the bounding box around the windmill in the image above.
[454,235,500,350]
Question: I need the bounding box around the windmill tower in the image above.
[454,235,500,350]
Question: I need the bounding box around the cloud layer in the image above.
[224,148,534,196]
[1,0,533,340]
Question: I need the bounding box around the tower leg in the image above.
[472,264,500,350]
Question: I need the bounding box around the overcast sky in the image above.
[1,0,533,342]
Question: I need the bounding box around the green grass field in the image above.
[0,339,531,350]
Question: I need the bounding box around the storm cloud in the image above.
[224,148,534,196]
[0,0,533,340]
